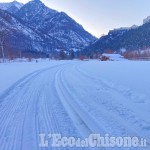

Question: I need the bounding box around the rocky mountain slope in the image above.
[0,1,23,14]
[0,9,64,54]
[16,0,96,51]
[0,0,96,56]
[85,18,150,54]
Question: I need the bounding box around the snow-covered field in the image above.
[0,60,68,95]
[0,60,150,150]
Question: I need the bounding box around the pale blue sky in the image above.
[1,0,150,37]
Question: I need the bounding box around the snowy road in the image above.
[0,61,150,150]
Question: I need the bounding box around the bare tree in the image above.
[0,11,10,62]
[59,50,66,60]
[0,23,6,62]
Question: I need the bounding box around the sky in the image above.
[1,0,150,38]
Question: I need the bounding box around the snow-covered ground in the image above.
[0,59,67,95]
[0,60,149,150]
[79,60,150,97]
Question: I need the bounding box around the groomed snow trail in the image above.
[0,62,149,150]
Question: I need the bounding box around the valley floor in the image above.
[0,60,150,150]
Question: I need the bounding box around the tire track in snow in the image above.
[61,65,131,135]
[54,65,103,150]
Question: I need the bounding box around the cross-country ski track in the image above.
[0,62,149,150]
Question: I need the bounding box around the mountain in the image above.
[0,1,23,14]
[16,0,96,51]
[143,16,150,24]
[0,9,64,55]
[85,19,150,54]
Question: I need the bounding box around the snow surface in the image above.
[0,59,67,95]
[0,60,150,150]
